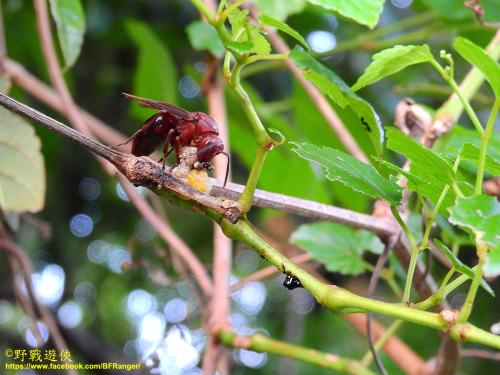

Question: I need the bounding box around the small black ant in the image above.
[281,262,303,290]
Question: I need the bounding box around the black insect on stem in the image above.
[281,262,303,290]
[283,274,303,290]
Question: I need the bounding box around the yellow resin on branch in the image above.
[186,169,211,193]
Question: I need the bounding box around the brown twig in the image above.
[464,0,500,28]
[2,58,126,145]
[7,256,44,346]
[0,92,241,224]
[204,65,232,375]
[366,236,399,375]
[33,0,114,174]
[2,58,397,237]
[211,180,397,237]
[461,349,500,361]
[345,314,432,375]
[0,237,76,375]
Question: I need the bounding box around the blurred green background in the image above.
[0,0,499,374]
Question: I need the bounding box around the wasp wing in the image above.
[123,93,190,119]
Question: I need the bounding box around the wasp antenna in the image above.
[221,151,230,188]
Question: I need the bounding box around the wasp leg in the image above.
[158,143,174,170]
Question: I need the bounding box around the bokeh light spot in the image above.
[33,264,65,306]
[307,31,336,53]
[236,349,267,368]
[232,281,266,315]
[179,76,199,99]
[78,177,101,201]
[74,282,96,305]
[127,289,157,319]
[163,298,188,323]
[69,214,94,237]
[24,321,49,347]
[107,247,132,273]
[57,301,83,328]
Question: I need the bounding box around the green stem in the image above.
[240,60,286,78]
[244,53,289,64]
[391,207,419,304]
[475,99,500,194]
[190,0,216,24]
[442,268,475,296]
[230,64,272,145]
[420,156,460,251]
[430,59,484,134]
[188,210,500,349]
[413,268,455,310]
[457,245,487,322]
[218,330,375,375]
[420,185,449,251]
[230,64,275,213]
[216,0,246,24]
[238,146,268,213]
[434,32,500,126]
[361,320,404,366]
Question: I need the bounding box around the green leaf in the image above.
[291,83,371,211]
[0,107,45,212]
[186,21,225,58]
[290,46,351,106]
[307,0,384,29]
[448,195,500,263]
[125,20,178,119]
[48,0,86,69]
[252,31,271,55]
[226,40,255,54]
[230,9,269,55]
[453,37,500,98]
[259,14,309,50]
[289,46,384,158]
[379,160,428,187]
[290,222,384,275]
[436,125,500,162]
[460,143,500,176]
[386,127,457,211]
[434,240,494,296]
[252,0,307,21]
[352,45,433,92]
[227,8,271,55]
[228,7,248,35]
[386,127,454,183]
[291,142,402,205]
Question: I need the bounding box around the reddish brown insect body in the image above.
[120,93,229,186]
